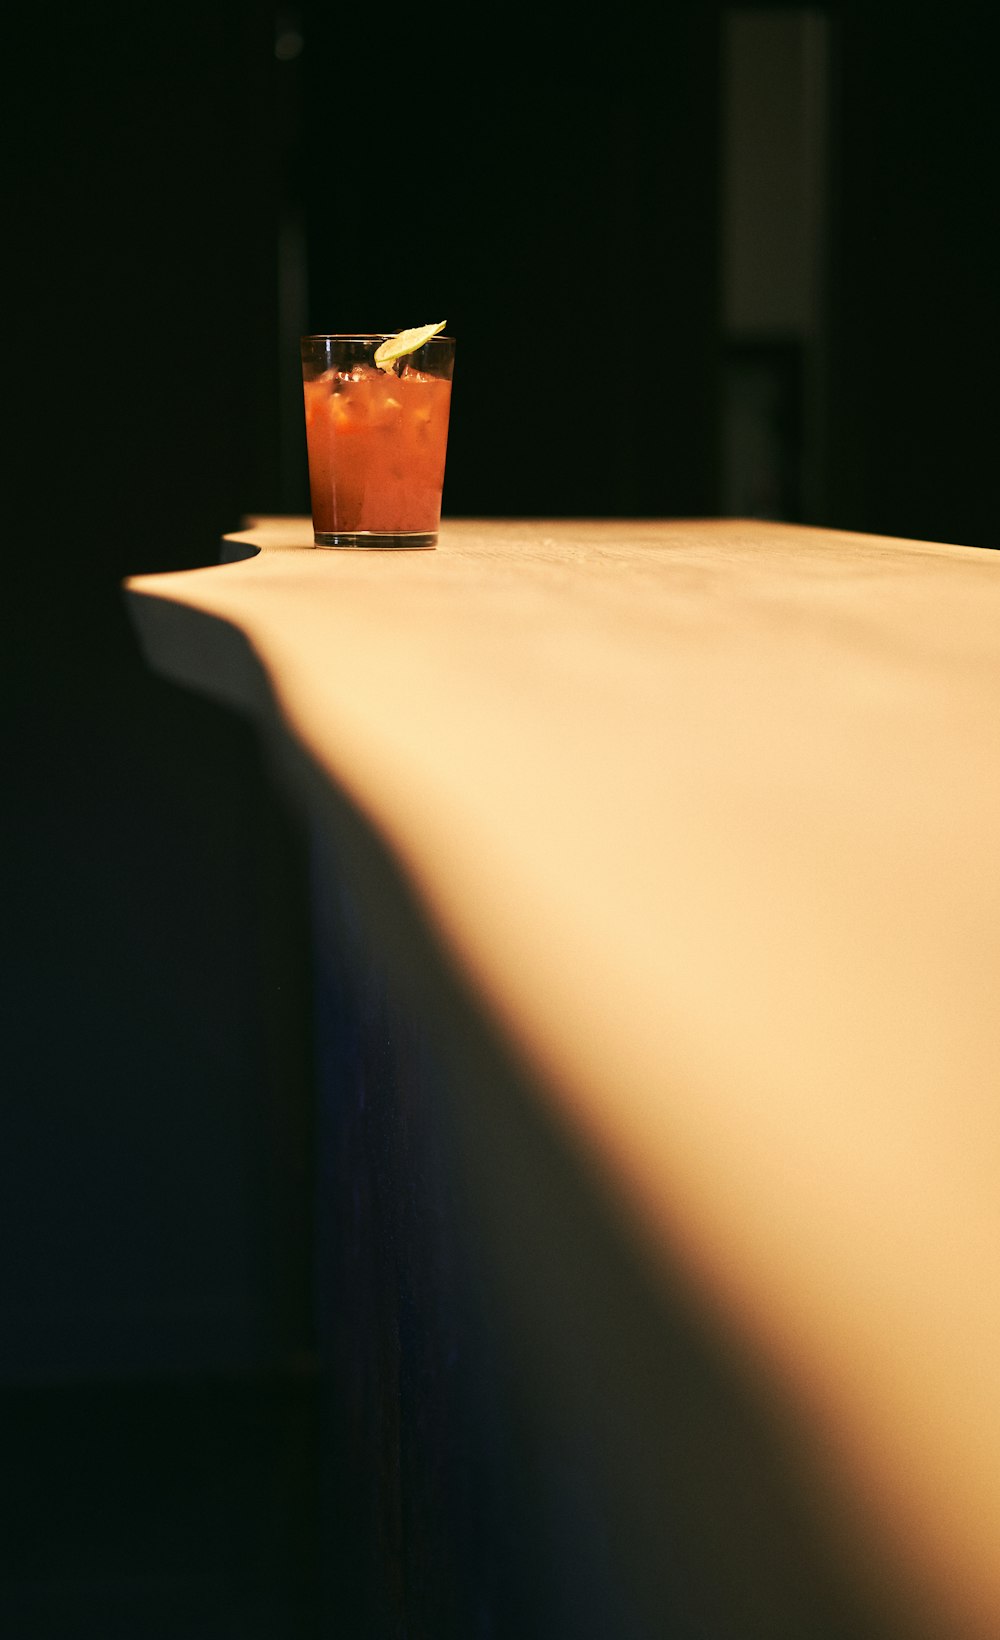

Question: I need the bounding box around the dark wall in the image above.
[12,3,281,657]
[8,2,301,1383]
[824,8,999,551]
[6,10,323,1632]
[298,12,722,520]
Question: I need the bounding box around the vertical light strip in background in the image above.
[720,9,830,522]
[275,7,311,514]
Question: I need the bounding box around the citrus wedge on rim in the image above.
[374,321,447,371]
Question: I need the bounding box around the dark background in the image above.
[5,3,998,1635]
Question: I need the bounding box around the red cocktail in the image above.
[301,332,455,549]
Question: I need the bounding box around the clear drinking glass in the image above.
[300,333,455,549]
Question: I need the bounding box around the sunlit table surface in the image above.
[127,515,1000,1639]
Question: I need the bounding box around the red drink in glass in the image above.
[301,334,455,549]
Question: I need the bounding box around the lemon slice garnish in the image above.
[374,321,447,372]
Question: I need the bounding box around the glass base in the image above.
[313,530,437,551]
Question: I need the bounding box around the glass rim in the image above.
[300,333,454,343]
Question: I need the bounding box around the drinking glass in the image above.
[301,333,455,549]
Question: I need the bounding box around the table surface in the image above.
[127,516,1000,1638]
